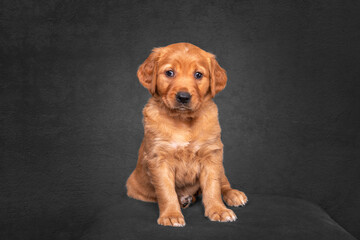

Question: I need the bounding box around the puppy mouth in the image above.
[175,104,192,111]
[176,107,191,112]
[162,96,197,112]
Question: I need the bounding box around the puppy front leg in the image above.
[200,162,237,222]
[148,162,185,227]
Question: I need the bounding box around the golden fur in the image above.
[126,43,247,227]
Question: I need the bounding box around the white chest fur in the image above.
[169,141,190,148]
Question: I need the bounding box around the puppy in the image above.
[126,43,247,227]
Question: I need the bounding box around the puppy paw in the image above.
[157,212,186,227]
[205,205,237,222]
[223,189,248,207]
[179,195,193,209]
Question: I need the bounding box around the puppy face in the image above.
[137,43,227,113]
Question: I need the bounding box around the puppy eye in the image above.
[165,70,175,77]
[194,72,202,79]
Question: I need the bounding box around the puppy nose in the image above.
[176,92,191,104]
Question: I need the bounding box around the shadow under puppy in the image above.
[126,42,247,227]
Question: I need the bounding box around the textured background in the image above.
[1,0,359,239]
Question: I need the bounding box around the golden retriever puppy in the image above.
[126,42,247,227]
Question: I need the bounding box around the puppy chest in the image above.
[170,142,201,187]
[174,162,200,187]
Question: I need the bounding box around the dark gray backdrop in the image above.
[1,0,359,239]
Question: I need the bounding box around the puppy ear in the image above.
[209,56,227,97]
[137,48,161,95]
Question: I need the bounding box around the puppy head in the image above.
[137,43,227,112]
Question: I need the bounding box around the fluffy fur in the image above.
[126,43,247,227]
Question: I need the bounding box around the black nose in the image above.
[176,92,191,104]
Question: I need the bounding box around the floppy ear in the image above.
[209,56,227,97]
[137,48,161,95]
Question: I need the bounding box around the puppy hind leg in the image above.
[220,172,248,207]
[126,170,157,202]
